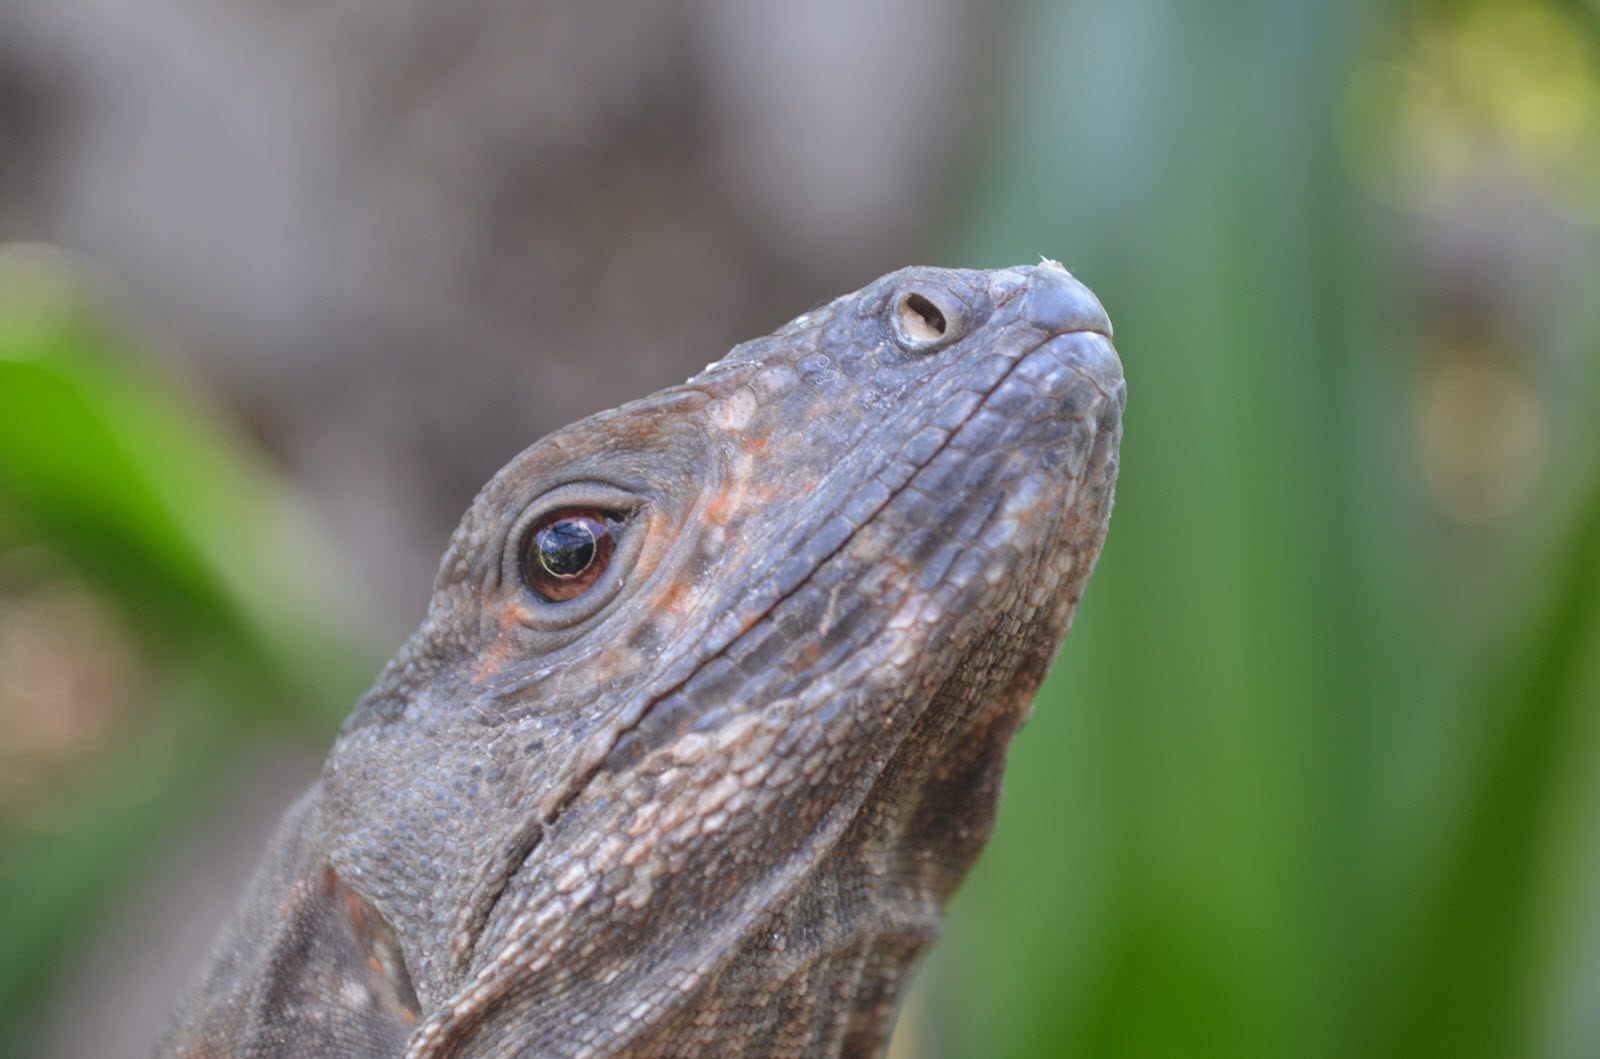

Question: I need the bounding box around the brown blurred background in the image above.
[2,1,1599,1057]
[0,0,996,633]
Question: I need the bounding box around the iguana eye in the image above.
[522,509,616,601]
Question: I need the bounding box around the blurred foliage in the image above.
[918,1,1600,1057]
[0,245,378,1048]
[1,0,1598,1057]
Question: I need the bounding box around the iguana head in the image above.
[162,263,1123,1059]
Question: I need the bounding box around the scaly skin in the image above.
[159,262,1125,1058]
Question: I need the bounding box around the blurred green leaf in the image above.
[916,2,1600,1058]
[0,264,377,1044]
[1369,477,1600,1058]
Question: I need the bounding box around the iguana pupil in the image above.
[525,510,613,600]
[538,520,595,577]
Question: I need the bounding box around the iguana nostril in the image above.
[896,291,949,347]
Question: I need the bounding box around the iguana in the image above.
[159,262,1124,1058]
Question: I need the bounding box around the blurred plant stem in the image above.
[1369,462,1600,1057]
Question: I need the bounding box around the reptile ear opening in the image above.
[246,868,421,1054]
